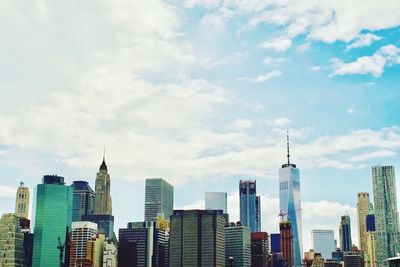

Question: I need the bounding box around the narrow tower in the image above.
[94,153,112,215]
[15,182,30,219]
[279,131,303,267]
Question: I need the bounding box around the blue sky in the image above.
[1,0,400,250]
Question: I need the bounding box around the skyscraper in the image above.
[144,178,174,222]
[239,180,261,232]
[169,210,225,266]
[71,181,95,221]
[32,175,73,267]
[279,132,303,267]
[94,155,112,215]
[339,215,352,252]
[225,223,251,267]
[372,165,400,266]
[311,230,335,260]
[280,221,293,267]
[365,214,377,267]
[69,221,98,267]
[205,192,227,213]
[15,182,29,219]
[357,192,370,252]
[251,232,269,267]
[0,213,26,266]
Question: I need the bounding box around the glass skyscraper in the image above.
[205,192,227,213]
[32,175,73,267]
[311,229,335,260]
[71,180,95,221]
[339,215,352,252]
[279,133,303,267]
[239,180,261,232]
[372,165,400,266]
[144,178,174,221]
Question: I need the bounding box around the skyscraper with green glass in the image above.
[32,175,73,267]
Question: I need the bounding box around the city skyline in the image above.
[1,0,400,254]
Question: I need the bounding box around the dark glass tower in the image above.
[239,180,261,232]
[71,181,95,221]
[339,215,352,252]
[145,178,174,222]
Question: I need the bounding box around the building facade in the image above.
[239,180,261,232]
[69,221,98,267]
[103,240,117,267]
[82,214,114,239]
[32,175,73,267]
[144,178,174,222]
[85,233,105,267]
[205,192,227,213]
[372,165,400,266]
[280,221,293,267]
[71,181,95,222]
[357,192,371,252]
[339,215,352,252]
[225,224,251,267]
[169,210,225,267]
[15,182,29,219]
[251,232,269,267]
[0,213,26,267]
[279,133,303,267]
[94,157,112,215]
[311,230,335,260]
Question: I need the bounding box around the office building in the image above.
[15,182,29,219]
[251,232,269,267]
[82,214,114,239]
[169,209,225,266]
[144,178,174,222]
[372,165,400,266]
[357,192,370,252]
[85,233,105,267]
[103,240,117,267]
[339,215,352,252]
[94,155,112,215]
[279,132,303,267]
[365,214,376,267]
[225,223,251,267]
[69,221,98,267]
[0,213,26,266]
[32,175,73,267]
[205,192,227,213]
[312,254,325,267]
[311,230,335,260]
[324,260,342,267]
[344,252,364,267]
[280,221,293,267]
[271,233,281,253]
[239,180,261,232]
[71,181,95,221]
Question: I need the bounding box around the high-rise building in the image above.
[32,175,73,267]
[94,156,112,215]
[365,214,377,267]
[144,178,174,222]
[15,182,29,219]
[239,180,261,232]
[0,213,26,266]
[271,233,281,253]
[251,232,269,267]
[69,221,98,267]
[205,192,227,213]
[225,223,251,267]
[85,233,105,267]
[343,252,364,267]
[372,165,400,266]
[279,132,303,267]
[311,230,335,260]
[71,181,95,221]
[103,239,117,267]
[357,192,370,252]
[118,221,154,267]
[169,209,225,266]
[339,215,352,252]
[280,221,293,267]
[82,214,114,239]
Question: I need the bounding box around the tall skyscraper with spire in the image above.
[339,214,352,252]
[94,153,112,215]
[15,182,29,219]
[279,131,303,267]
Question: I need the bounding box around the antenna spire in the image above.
[287,130,290,165]
[103,145,106,162]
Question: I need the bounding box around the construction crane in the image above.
[57,237,65,267]
[278,209,302,221]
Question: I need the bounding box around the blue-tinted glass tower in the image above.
[239,180,261,232]
[279,132,303,267]
[339,215,352,252]
[71,181,95,221]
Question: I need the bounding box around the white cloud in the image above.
[297,42,311,53]
[349,149,396,162]
[274,117,291,126]
[309,66,321,72]
[261,38,292,52]
[346,33,382,50]
[238,70,282,82]
[200,13,226,33]
[232,118,253,130]
[0,185,16,198]
[331,45,400,77]
[263,57,286,66]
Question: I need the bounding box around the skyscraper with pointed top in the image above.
[279,131,303,267]
[15,181,29,219]
[94,153,112,215]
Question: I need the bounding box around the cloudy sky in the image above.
[1,0,400,251]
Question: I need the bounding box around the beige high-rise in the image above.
[94,157,112,215]
[357,192,370,251]
[365,231,377,267]
[15,182,29,219]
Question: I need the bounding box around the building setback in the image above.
[169,210,225,267]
